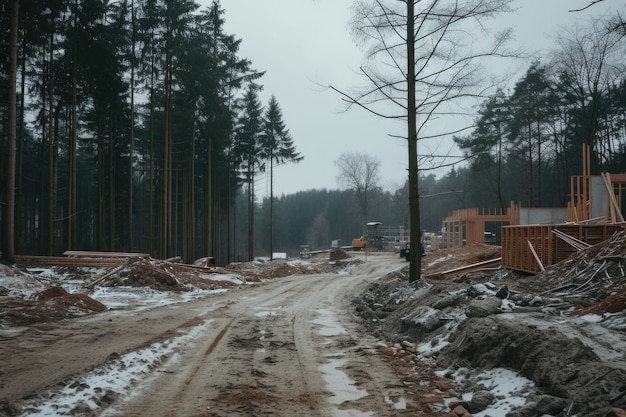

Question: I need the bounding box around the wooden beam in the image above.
[423,257,502,279]
[84,264,126,288]
[63,250,150,259]
[527,240,545,272]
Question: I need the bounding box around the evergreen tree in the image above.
[233,83,264,261]
[260,95,302,259]
[507,62,553,207]
[455,89,510,209]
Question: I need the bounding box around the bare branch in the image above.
[569,0,605,13]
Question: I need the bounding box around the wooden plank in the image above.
[553,229,591,251]
[527,240,545,272]
[16,256,124,268]
[424,257,502,279]
[84,264,126,288]
[602,173,624,223]
[63,250,150,259]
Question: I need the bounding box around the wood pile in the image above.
[16,251,150,268]
[519,230,626,314]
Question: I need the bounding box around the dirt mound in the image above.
[224,259,336,279]
[436,317,626,416]
[0,255,341,329]
[329,248,350,261]
[0,285,106,327]
[104,258,191,292]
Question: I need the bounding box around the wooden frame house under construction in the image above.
[442,145,626,274]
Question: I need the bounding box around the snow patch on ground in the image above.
[17,320,215,417]
[440,367,536,417]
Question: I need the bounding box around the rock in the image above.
[506,394,569,417]
[0,400,19,417]
[448,399,471,412]
[466,296,502,318]
[401,340,417,353]
[469,390,494,413]
[506,408,537,417]
[467,284,488,298]
[533,394,569,414]
[400,306,445,334]
[606,408,626,417]
[433,294,464,309]
[495,285,509,299]
[452,404,470,416]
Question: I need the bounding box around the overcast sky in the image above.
[197,0,619,197]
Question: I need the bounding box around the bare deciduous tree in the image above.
[335,152,381,234]
[331,0,515,282]
[552,19,624,168]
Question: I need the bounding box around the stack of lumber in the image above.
[16,251,150,268]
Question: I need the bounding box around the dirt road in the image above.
[2,254,436,417]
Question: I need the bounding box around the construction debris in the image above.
[355,232,626,417]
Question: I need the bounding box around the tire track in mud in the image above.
[198,275,340,416]
[115,275,340,417]
[53,256,414,417]
[163,318,235,416]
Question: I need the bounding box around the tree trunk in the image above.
[407,0,422,283]
[248,166,254,262]
[109,116,116,251]
[48,33,57,256]
[149,50,155,256]
[206,133,213,260]
[68,21,78,250]
[128,0,136,252]
[161,48,172,258]
[98,124,106,250]
[269,152,274,260]
[2,0,19,262]
[15,26,26,255]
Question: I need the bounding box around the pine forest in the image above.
[1,1,626,264]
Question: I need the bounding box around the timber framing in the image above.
[442,202,520,248]
[443,145,626,274]
[501,223,624,274]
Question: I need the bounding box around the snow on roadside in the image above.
[3,266,243,313]
[438,367,537,417]
[16,319,214,417]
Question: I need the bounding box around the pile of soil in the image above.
[354,235,626,417]
[105,258,191,292]
[0,256,343,329]
[0,286,106,327]
[224,258,336,279]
